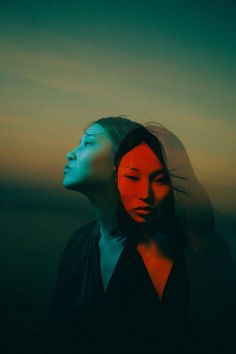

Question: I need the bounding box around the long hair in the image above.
[146,124,216,253]
[85,116,143,150]
[113,127,186,257]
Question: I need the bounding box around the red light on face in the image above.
[117,143,170,223]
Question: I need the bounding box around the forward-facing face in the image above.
[63,124,115,192]
[117,143,170,223]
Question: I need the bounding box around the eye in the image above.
[84,141,91,146]
[124,175,139,181]
[153,175,168,184]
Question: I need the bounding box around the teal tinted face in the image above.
[63,124,115,192]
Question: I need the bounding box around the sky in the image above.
[0,0,235,216]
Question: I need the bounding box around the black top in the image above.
[46,220,190,354]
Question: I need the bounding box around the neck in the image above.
[87,182,119,241]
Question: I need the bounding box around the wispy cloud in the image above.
[1,37,235,115]
[0,36,235,199]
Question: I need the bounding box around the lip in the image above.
[133,207,152,215]
[64,165,72,173]
[134,206,152,211]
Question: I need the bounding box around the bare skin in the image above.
[64,123,125,291]
[89,179,126,292]
[117,143,174,299]
[64,125,173,296]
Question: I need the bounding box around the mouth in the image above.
[64,165,72,174]
[133,207,152,215]
[134,206,152,211]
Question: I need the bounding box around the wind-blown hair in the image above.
[146,123,216,253]
[85,116,217,254]
[113,127,186,256]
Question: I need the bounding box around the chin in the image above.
[63,179,92,196]
[63,183,74,190]
[63,178,70,188]
[63,178,77,190]
[131,215,149,224]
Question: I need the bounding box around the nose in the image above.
[66,148,77,161]
[138,180,154,204]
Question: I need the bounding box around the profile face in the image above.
[63,124,115,192]
[117,143,170,223]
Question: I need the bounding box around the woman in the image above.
[46,117,235,354]
[113,127,190,354]
[145,125,236,354]
[46,116,144,354]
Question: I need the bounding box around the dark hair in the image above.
[113,127,186,256]
[86,116,143,150]
[114,127,167,172]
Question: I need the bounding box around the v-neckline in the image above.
[136,242,175,301]
[94,221,177,300]
[96,227,128,296]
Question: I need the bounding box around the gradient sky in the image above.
[0,0,235,215]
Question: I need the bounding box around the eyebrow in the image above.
[125,167,166,176]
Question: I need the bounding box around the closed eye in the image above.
[154,175,168,184]
[79,139,92,147]
[124,175,139,181]
[83,141,93,147]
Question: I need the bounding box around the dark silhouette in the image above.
[146,124,236,354]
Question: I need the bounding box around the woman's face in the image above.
[117,143,170,223]
[63,124,115,192]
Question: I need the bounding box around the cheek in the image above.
[152,184,170,204]
[72,159,92,180]
[118,179,137,206]
[93,157,113,178]
[79,151,114,181]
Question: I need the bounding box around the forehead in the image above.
[83,123,110,142]
[85,123,107,135]
[119,143,163,169]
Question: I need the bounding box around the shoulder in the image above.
[51,219,99,313]
[71,219,98,244]
[65,219,98,253]
[59,219,98,269]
